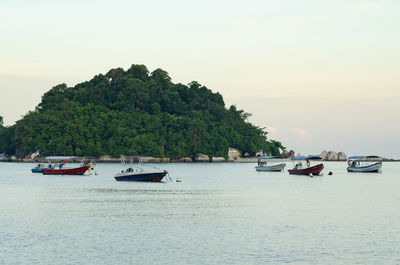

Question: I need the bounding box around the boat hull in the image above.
[255,163,286,172]
[31,168,46,173]
[42,166,90,175]
[115,170,167,182]
[347,162,382,173]
[288,164,324,175]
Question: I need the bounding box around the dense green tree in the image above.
[0,65,284,158]
[0,115,16,154]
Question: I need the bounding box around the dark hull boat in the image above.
[115,170,168,182]
[288,164,324,175]
[42,166,91,175]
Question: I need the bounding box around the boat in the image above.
[347,156,382,173]
[115,168,168,181]
[114,157,168,182]
[41,156,93,175]
[31,163,48,173]
[288,156,324,175]
[255,156,286,172]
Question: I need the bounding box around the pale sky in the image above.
[1,0,399,158]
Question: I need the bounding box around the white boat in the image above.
[347,156,382,173]
[255,156,286,172]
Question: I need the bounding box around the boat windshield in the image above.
[349,160,381,167]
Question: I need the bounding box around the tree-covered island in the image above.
[0,64,284,159]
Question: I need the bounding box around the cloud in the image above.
[265,126,279,139]
[266,126,278,134]
[291,127,310,140]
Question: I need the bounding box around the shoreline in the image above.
[1,158,398,163]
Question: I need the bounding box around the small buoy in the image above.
[328,171,333,175]
[176,177,182,182]
[309,173,313,177]
[95,171,98,175]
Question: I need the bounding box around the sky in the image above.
[0,0,399,158]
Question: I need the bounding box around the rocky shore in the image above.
[320,150,347,161]
[1,149,398,163]
[1,154,262,163]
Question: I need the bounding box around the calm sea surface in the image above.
[1,162,400,264]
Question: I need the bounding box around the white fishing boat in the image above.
[347,156,382,173]
[255,156,286,172]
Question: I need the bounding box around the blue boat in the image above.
[347,156,382,173]
[31,163,48,173]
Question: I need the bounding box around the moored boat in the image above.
[41,156,93,175]
[255,156,286,172]
[31,163,48,173]
[288,156,324,175]
[115,168,168,181]
[347,156,382,173]
[115,157,168,182]
[43,165,91,175]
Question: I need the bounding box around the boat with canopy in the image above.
[255,156,286,172]
[42,156,93,175]
[347,156,382,172]
[288,156,324,175]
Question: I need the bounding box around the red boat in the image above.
[288,156,324,176]
[288,164,324,175]
[41,156,93,175]
[42,165,91,175]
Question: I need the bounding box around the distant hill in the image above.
[0,64,284,158]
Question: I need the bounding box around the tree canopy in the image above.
[0,64,284,158]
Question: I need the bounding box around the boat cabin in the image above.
[347,156,382,166]
[291,156,322,168]
[257,156,283,166]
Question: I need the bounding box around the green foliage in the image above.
[0,64,284,158]
[0,115,16,154]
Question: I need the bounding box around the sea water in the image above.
[1,162,400,264]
